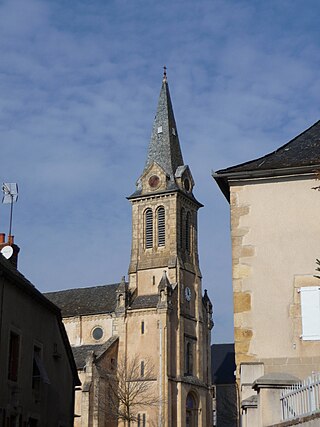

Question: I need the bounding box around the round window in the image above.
[92,327,103,340]
[149,175,160,188]
[184,178,190,192]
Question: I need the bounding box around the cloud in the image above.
[1,0,320,342]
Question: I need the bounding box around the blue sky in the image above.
[1,0,320,342]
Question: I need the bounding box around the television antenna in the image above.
[2,183,18,237]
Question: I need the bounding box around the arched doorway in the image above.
[186,392,198,427]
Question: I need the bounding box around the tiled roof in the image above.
[216,120,320,175]
[214,120,320,200]
[130,294,159,309]
[72,336,118,369]
[45,283,121,317]
[144,78,184,179]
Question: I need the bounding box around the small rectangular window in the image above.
[32,345,50,390]
[141,321,145,335]
[32,346,41,391]
[300,286,320,340]
[185,340,194,376]
[8,332,20,381]
[140,361,145,377]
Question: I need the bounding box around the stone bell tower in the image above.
[126,70,213,426]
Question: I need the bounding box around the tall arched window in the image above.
[186,211,191,253]
[186,393,198,427]
[145,209,153,249]
[180,208,185,249]
[185,341,193,375]
[157,206,165,247]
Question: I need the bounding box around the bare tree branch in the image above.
[97,353,161,426]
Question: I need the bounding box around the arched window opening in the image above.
[186,393,198,427]
[157,206,165,247]
[186,393,196,409]
[180,208,185,249]
[185,342,193,375]
[186,212,191,253]
[145,209,153,249]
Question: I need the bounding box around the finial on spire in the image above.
[163,66,167,83]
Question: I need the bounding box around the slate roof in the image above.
[72,335,118,369]
[129,294,159,310]
[217,120,320,175]
[144,75,184,179]
[45,283,120,317]
[211,343,236,385]
[214,120,320,200]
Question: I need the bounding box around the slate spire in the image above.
[144,69,184,179]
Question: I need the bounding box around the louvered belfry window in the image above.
[180,208,185,249]
[145,209,153,249]
[186,212,191,253]
[157,206,165,247]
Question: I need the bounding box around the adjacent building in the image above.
[47,72,213,427]
[0,233,80,427]
[213,120,320,426]
[211,344,237,427]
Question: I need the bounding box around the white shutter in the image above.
[300,286,320,340]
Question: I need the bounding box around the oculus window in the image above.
[92,327,104,341]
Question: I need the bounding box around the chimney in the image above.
[0,233,20,268]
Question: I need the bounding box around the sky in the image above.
[1,0,320,343]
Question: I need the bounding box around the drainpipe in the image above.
[159,319,162,427]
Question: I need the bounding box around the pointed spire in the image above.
[158,270,171,290]
[144,69,184,179]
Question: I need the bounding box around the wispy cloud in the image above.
[0,0,320,342]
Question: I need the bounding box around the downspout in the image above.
[159,319,162,427]
[0,272,4,357]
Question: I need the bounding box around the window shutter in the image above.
[157,207,165,247]
[145,209,153,249]
[180,208,185,249]
[300,286,320,340]
[186,212,191,253]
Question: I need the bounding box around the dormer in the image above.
[175,165,195,194]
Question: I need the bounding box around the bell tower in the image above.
[128,70,203,298]
[126,70,212,426]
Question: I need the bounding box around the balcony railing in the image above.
[280,373,320,421]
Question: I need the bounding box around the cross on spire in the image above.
[163,66,167,82]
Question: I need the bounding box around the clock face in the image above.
[149,175,160,188]
[185,286,192,302]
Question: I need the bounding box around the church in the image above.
[47,71,213,427]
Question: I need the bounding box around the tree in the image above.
[100,354,161,427]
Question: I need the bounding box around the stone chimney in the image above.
[0,233,20,268]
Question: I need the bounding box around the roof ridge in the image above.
[45,282,123,295]
[215,119,320,175]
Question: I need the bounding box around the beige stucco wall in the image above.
[63,314,114,346]
[231,175,320,380]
